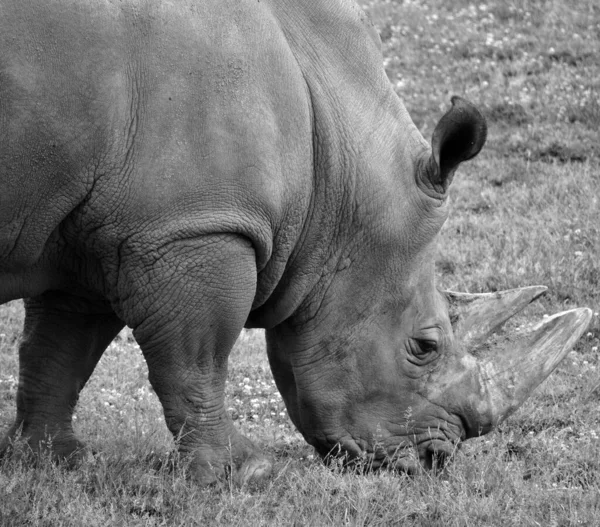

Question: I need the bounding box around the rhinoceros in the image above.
[0,0,592,485]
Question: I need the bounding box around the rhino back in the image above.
[0,0,317,301]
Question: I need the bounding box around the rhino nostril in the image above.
[419,449,432,470]
[422,447,448,473]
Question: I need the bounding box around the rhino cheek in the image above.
[290,351,416,459]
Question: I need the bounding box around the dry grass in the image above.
[1,0,600,524]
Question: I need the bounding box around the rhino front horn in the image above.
[473,307,592,435]
[418,96,487,196]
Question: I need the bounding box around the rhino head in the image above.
[265,97,592,472]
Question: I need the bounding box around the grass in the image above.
[1,0,600,524]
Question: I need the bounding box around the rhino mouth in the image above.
[323,427,461,475]
[381,442,455,474]
[346,442,455,475]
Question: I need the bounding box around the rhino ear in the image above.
[419,96,487,196]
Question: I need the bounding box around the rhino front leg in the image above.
[123,234,272,486]
[0,292,124,460]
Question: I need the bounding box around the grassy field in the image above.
[1,0,599,525]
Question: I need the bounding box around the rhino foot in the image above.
[185,437,273,487]
[233,454,273,487]
[0,423,87,467]
[150,433,272,487]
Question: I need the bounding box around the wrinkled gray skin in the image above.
[0,0,592,485]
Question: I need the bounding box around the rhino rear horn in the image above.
[445,286,548,351]
[420,96,487,195]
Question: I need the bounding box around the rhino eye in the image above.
[408,337,439,363]
[415,338,438,355]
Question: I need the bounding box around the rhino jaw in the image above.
[469,307,593,436]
